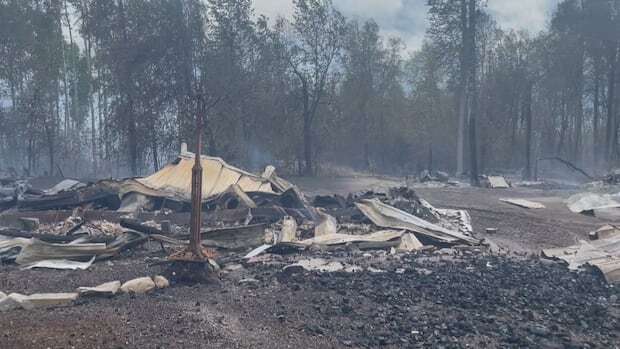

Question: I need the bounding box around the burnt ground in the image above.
[1,178,620,348]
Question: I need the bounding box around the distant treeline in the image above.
[0,0,619,179]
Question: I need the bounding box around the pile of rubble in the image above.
[4,146,619,322]
[0,147,485,287]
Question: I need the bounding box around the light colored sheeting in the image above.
[1,292,78,311]
[122,153,275,201]
[488,176,509,188]
[397,233,424,252]
[22,293,78,307]
[244,244,272,259]
[0,238,107,265]
[22,256,96,270]
[500,198,546,209]
[279,217,297,243]
[418,199,473,236]
[355,199,479,245]
[314,210,338,237]
[44,179,85,195]
[118,193,153,213]
[542,230,620,283]
[566,193,620,213]
[288,258,346,272]
[299,230,405,246]
[262,165,295,192]
[78,281,122,297]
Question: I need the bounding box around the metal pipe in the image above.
[189,99,204,258]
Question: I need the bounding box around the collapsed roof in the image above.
[119,147,292,203]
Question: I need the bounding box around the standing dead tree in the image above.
[280,0,345,176]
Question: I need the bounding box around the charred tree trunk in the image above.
[467,0,479,186]
[152,139,159,172]
[303,114,313,176]
[574,64,584,165]
[606,46,618,165]
[119,0,138,176]
[456,0,468,176]
[593,68,601,166]
[524,81,533,180]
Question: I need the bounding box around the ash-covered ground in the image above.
[1,247,619,349]
[1,183,620,349]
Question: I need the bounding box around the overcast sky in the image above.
[252,0,561,51]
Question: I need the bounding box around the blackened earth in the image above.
[1,248,618,349]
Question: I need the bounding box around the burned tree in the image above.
[281,0,345,176]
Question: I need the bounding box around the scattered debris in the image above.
[279,216,297,243]
[355,199,479,245]
[44,179,85,195]
[486,228,498,235]
[566,193,620,215]
[153,275,170,289]
[77,281,122,297]
[120,277,157,294]
[500,198,545,209]
[299,230,404,249]
[419,170,450,183]
[542,226,620,283]
[397,233,424,252]
[24,293,79,308]
[0,293,32,312]
[285,258,346,273]
[0,238,109,265]
[0,292,77,312]
[22,256,96,271]
[244,244,273,259]
[603,169,620,185]
[486,176,510,189]
[314,210,338,237]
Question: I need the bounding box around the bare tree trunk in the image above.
[574,89,583,165]
[84,30,98,175]
[152,140,159,172]
[303,114,313,176]
[456,0,468,176]
[457,89,466,176]
[606,46,618,165]
[467,0,479,186]
[558,96,568,156]
[593,69,600,166]
[119,0,138,176]
[60,16,70,138]
[128,100,138,176]
[524,81,533,180]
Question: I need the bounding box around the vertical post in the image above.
[189,99,204,258]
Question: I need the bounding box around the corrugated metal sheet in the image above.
[543,226,620,283]
[355,199,480,245]
[500,198,545,209]
[120,153,275,201]
[566,193,620,213]
[488,176,509,188]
